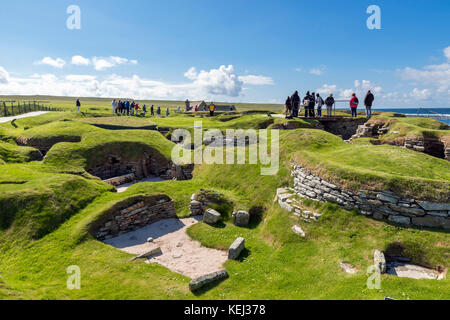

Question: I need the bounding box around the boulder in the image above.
[234,210,250,227]
[189,270,229,291]
[374,250,386,273]
[203,209,221,225]
[228,237,245,260]
[376,193,399,204]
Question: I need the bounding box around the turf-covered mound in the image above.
[0,141,42,163]
[281,129,450,201]
[0,163,112,242]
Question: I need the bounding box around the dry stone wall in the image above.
[94,195,176,240]
[291,163,450,230]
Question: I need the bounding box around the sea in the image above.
[374,108,450,125]
[335,108,450,125]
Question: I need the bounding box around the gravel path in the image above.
[0,111,49,124]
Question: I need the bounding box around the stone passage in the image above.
[319,118,367,140]
[291,163,450,229]
[93,195,176,240]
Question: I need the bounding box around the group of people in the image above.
[111,99,176,117]
[285,90,375,119]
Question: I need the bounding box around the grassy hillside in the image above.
[0,111,448,300]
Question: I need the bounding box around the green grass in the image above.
[0,141,40,163]
[0,111,448,300]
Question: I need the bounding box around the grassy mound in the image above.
[0,141,42,163]
[282,129,450,201]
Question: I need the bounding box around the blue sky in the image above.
[0,0,449,107]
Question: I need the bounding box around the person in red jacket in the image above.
[349,93,359,118]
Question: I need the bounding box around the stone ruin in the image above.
[92,195,177,240]
[87,152,193,186]
[289,163,450,230]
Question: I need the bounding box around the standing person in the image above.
[303,92,311,117]
[350,93,359,118]
[130,101,135,116]
[157,106,161,116]
[364,90,375,118]
[117,100,122,114]
[316,93,324,117]
[209,103,216,117]
[112,99,117,114]
[309,92,316,117]
[151,105,154,116]
[325,94,335,117]
[285,96,292,119]
[166,107,170,117]
[134,103,140,116]
[125,100,130,116]
[195,105,198,112]
[290,91,300,118]
[142,104,147,117]
[177,106,181,113]
[76,99,81,113]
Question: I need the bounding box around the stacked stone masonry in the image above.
[95,196,176,240]
[291,163,450,230]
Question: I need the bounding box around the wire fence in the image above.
[1,101,63,117]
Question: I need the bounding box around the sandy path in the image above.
[104,216,228,279]
[0,111,49,123]
[115,177,165,193]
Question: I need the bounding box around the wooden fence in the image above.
[1,101,63,117]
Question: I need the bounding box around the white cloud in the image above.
[92,56,138,71]
[309,66,326,76]
[184,67,198,80]
[0,66,10,84]
[410,88,432,100]
[238,75,274,85]
[71,55,91,66]
[295,67,302,72]
[0,65,266,101]
[65,75,97,82]
[35,57,66,68]
[398,46,450,101]
[316,80,382,100]
[444,46,450,60]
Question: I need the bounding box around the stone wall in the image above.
[93,195,176,240]
[291,163,450,230]
[319,118,367,140]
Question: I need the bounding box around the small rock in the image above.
[146,237,154,243]
[228,237,245,260]
[203,208,222,225]
[340,262,357,274]
[189,270,229,291]
[176,242,183,248]
[234,210,250,227]
[291,225,306,237]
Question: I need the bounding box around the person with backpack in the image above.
[166,107,170,117]
[364,90,375,118]
[325,94,335,117]
[151,105,154,116]
[316,93,324,117]
[290,91,300,118]
[285,96,292,119]
[157,106,161,116]
[76,99,81,113]
[307,92,316,117]
[350,93,359,118]
[125,100,130,116]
